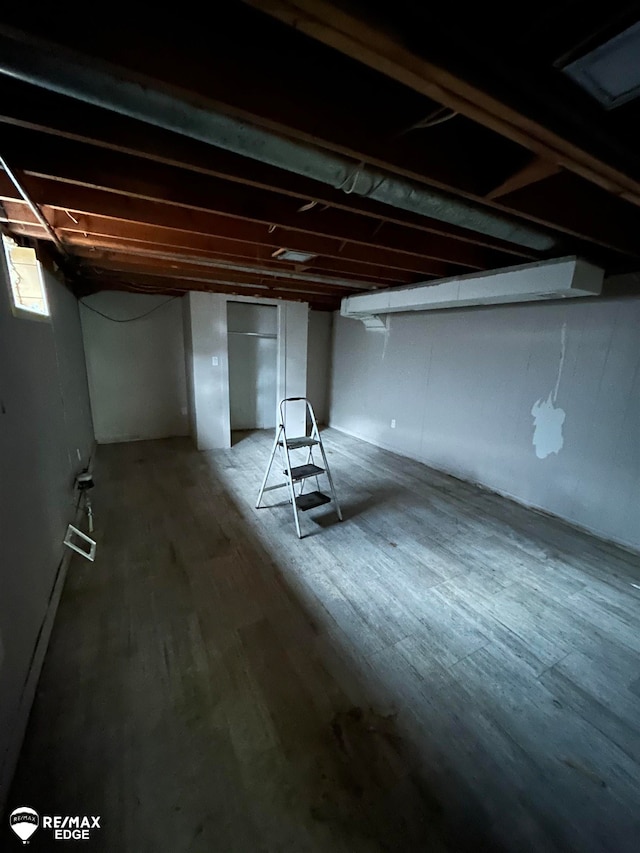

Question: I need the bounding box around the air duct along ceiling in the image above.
[341,257,604,322]
[0,29,556,253]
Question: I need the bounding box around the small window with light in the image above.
[1,233,50,319]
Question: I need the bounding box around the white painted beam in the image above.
[341,257,603,323]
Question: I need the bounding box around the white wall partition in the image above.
[0,258,94,809]
[81,292,189,443]
[306,310,333,424]
[330,288,640,551]
[186,293,309,449]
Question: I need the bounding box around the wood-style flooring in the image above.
[6,429,640,852]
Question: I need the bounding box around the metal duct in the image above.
[0,29,556,253]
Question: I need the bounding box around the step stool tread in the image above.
[287,464,325,480]
[296,491,331,511]
[281,436,320,449]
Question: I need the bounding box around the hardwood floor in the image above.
[5,429,640,852]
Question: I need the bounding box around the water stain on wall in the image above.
[531,323,567,459]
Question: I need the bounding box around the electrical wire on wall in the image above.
[79,296,179,323]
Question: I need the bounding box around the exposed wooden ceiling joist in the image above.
[1,58,636,268]
[69,238,412,287]
[79,272,342,306]
[0,77,546,260]
[82,261,356,297]
[1,4,639,306]
[485,156,562,200]
[0,125,539,270]
[0,189,456,277]
[6,223,419,286]
[244,0,640,206]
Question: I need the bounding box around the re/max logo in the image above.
[9,806,102,844]
[42,816,101,829]
[43,815,101,840]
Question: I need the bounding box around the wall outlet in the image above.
[181,406,188,416]
[391,419,396,429]
[211,356,219,366]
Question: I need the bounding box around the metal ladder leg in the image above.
[282,439,303,539]
[255,425,282,508]
[307,402,343,522]
[317,436,343,521]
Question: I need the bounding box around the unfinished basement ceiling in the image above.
[0,2,639,310]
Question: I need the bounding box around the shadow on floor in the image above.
[5,433,638,852]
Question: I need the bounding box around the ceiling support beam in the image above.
[3,114,636,263]
[245,0,640,208]
[0,94,542,260]
[0,124,540,268]
[80,273,341,307]
[81,260,351,296]
[0,175,487,275]
[5,220,415,284]
[0,153,68,256]
[485,156,562,200]
[61,234,412,285]
[0,29,555,252]
[74,245,378,290]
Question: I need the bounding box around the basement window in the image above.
[1,233,50,319]
[562,21,640,109]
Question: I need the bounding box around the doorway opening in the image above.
[227,302,278,439]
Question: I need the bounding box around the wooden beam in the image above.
[0,193,458,277]
[5,118,636,262]
[72,245,406,288]
[488,171,640,255]
[485,156,562,200]
[246,0,640,208]
[0,170,497,273]
[0,23,507,202]
[2,14,638,271]
[75,251,371,294]
[0,127,524,269]
[10,223,417,286]
[0,80,538,260]
[3,204,414,284]
[80,272,341,307]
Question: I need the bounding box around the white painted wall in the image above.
[330,290,640,551]
[0,258,94,808]
[307,310,333,424]
[80,292,189,443]
[186,291,231,449]
[278,301,309,436]
[185,293,309,449]
[182,295,196,439]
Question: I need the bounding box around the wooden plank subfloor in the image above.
[5,429,640,852]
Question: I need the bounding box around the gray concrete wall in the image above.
[330,293,640,551]
[81,292,189,443]
[0,257,94,805]
[307,310,333,424]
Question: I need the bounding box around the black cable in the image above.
[79,296,179,323]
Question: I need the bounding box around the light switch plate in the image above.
[211,356,219,366]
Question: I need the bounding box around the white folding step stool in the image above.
[255,397,342,538]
